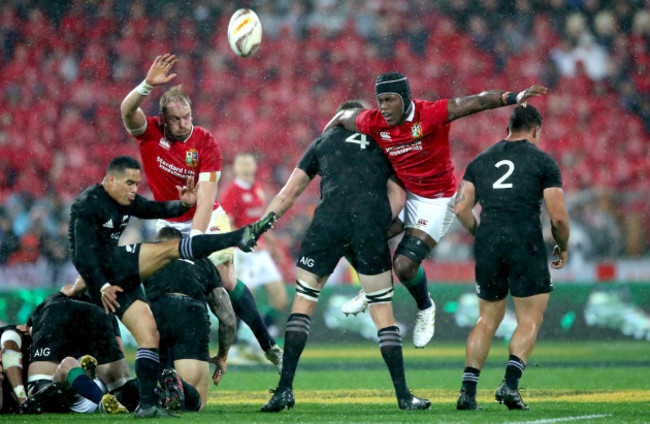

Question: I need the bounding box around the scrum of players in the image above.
[0,264,239,416]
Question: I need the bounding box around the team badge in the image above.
[411,122,423,139]
[185,149,198,168]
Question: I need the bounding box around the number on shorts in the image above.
[345,133,370,149]
[493,160,514,189]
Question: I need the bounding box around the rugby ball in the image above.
[227,9,262,58]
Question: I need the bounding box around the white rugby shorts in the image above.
[156,205,234,266]
[234,249,283,288]
[403,190,457,243]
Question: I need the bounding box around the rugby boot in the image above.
[413,297,436,348]
[495,379,529,410]
[397,392,431,410]
[98,393,129,414]
[341,290,368,316]
[160,368,185,411]
[456,387,483,410]
[134,404,179,418]
[20,395,44,414]
[20,382,68,414]
[239,212,277,252]
[260,387,295,412]
[264,344,284,374]
[79,354,98,379]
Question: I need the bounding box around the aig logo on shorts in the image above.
[299,256,314,268]
[33,347,51,357]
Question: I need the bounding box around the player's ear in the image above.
[159,112,166,125]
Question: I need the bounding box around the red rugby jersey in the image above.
[220,179,267,229]
[357,98,456,198]
[134,116,222,222]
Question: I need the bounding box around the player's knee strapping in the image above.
[1,330,23,374]
[295,280,321,303]
[395,235,430,265]
[365,287,394,305]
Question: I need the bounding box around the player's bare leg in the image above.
[466,298,507,369]
[510,293,549,362]
[173,359,209,411]
[457,297,506,410]
[360,271,430,411]
[495,293,549,410]
[216,259,281,368]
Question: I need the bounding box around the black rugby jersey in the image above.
[297,126,393,213]
[463,139,562,233]
[68,184,189,295]
[144,258,220,303]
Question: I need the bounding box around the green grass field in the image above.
[4,340,649,423]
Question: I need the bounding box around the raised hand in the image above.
[516,85,548,107]
[145,54,178,87]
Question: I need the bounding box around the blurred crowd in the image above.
[1,0,649,286]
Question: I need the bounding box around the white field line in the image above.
[509,414,613,424]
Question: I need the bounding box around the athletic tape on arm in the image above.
[198,171,221,183]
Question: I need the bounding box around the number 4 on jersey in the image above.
[346,133,370,149]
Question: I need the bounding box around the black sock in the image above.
[378,326,409,399]
[178,229,245,260]
[461,367,481,397]
[505,354,525,390]
[67,367,104,404]
[400,266,432,310]
[278,313,311,390]
[110,379,139,411]
[135,348,160,408]
[230,281,275,352]
[181,379,201,411]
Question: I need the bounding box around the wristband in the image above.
[14,385,26,398]
[100,283,111,293]
[501,91,519,105]
[190,229,204,237]
[136,80,154,96]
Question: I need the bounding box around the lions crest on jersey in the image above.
[185,149,198,168]
[411,122,423,140]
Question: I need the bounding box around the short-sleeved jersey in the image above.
[134,116,222,222]
[297,126,393,214]
[144,258,220,303]
[220,180,267,228]
[68,184,189,296]
[463,139,563,234]
[357,99,455,198]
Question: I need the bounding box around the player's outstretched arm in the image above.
[207,287,236,386]
[264,168,312,220]
[447,85,548,122]
[120,53,178,134]
[544,187,570,269]
[454,180,479,236]
[322,108,362,133]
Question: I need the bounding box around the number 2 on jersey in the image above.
[345,133,370,149]
[493,160,514,189]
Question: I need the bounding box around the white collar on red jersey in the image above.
[404,102,415,122]
[234,178,254,190]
